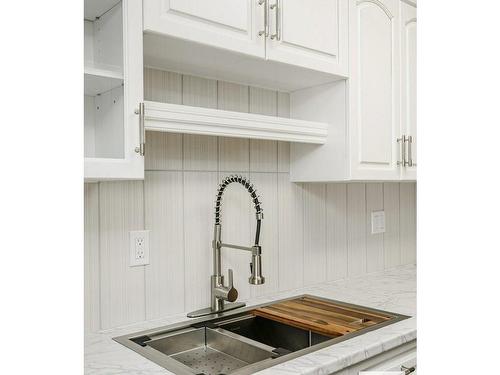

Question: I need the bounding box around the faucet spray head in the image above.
[249,247,265,285]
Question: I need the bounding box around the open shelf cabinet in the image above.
[83,0,143,181]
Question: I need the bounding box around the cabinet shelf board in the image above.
[84,0,121,20]
[84,67,124,96]
[144,101,328,144]
[84,65,123,79]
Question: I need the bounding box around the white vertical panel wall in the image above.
[84,184,100,332]
[144,171,184,319]
[84,68,417,332]
[183,171,218,311]
[347,183,367,277]
[366,183,384,273]
[326,184,348,281]
[99,181,145,329]
[303,184,327,285]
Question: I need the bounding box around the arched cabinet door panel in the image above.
[401,1,417,180]
[349,0,401,181]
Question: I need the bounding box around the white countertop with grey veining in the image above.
[85,265,416,375]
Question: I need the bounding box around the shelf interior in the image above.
[84,0,124,159]
[84,0,121,20]
[84,2,123,75]
[84,86,124,159]
[84,67,123,96]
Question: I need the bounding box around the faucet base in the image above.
[187,302,246,318]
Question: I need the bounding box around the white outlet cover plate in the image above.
[371,210,386,234]
[129,230,150,266]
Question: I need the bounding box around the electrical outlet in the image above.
[130,230,150,266]
[371,211,386,234]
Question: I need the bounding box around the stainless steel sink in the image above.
[144,327,275,374]
[215,314,332,353]
[114,295,409,375]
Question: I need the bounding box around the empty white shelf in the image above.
[144,101,328,144]
[84,0,121,20]
[84,66,123,96]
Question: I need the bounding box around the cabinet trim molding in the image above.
[143,101,328,144]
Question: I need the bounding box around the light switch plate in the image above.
[371,211,386,234]
[130,230,150,266]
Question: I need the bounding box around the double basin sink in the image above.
[114,295,408,375]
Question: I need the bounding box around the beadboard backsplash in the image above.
[84,68,417,332]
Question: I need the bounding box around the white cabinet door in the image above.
[143,0,265,58]
[349,0,401,180]
[400,1,417,180]
[363,347,416,374]
[331,342,416,374]
[266,0,348,75]
[84,0,144,181]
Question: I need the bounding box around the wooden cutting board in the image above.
[252,296,391,337]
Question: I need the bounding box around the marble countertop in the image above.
[85,265,416,375]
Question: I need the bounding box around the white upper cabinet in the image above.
[349,0,401,180]
[142,0,348,89]
[82,1,416,182]
[290,0,417,182]
[400,0,417,180]
[266,0,348,75]
[143,0,265,58]
[84,0,144,181]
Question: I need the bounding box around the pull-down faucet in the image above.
[187,175,265,318]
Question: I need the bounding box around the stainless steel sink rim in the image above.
[114,294,410,375]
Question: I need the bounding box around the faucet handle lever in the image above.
[228,269,234,288]
[226,269,238,302]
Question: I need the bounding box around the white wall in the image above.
[84,68,417,332]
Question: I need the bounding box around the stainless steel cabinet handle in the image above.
[407,135,415,167]
[258,0,269,37]
[397,135,407,167]
[401,365,416,374]
[134,102,145,156]
[270,0,280,40]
